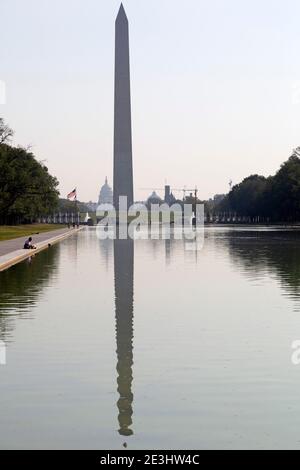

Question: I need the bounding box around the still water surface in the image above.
[1,227,300,449]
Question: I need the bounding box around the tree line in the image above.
[0,119,59,225]
[210,148,300,223]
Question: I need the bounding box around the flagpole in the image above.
[75,188,79,226]
[75,187,79,225]
[67,188,78,226]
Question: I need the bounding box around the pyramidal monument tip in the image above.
[117,3,127,19]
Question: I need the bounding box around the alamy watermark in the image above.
[0,341,6,365]
[0,80,6,105]
[291,340,300,365]
[96,196,205,251]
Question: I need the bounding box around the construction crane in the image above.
[173,188,199,201]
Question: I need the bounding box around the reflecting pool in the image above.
[1,227,300,449]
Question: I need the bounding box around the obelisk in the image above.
[113,3,134,211]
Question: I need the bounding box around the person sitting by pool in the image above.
[23,237,36,250]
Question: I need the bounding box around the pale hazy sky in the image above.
[2,0,300,202]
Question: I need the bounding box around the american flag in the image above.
[67,188,77,200]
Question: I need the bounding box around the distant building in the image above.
[164,185,176,205]
[145,186,178,208]
[98,177,113,205]
[147,191,163,206]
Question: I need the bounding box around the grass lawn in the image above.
[0,224,67,242]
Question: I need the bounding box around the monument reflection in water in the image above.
[114,237,134,437]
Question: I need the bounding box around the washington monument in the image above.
[113,3,134,210]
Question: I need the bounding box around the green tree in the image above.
[228,175,268,217]
[269,149,300,221]
[0,143,59,224]
[58,198,89,214]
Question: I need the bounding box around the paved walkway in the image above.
[0,227,83,272]
[0,227,76,256]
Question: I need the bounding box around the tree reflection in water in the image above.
[223,230,300,305]
[0,246,59,342]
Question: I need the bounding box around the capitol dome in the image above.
[98,177,113,205]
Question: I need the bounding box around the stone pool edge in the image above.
[0,227,84,272]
